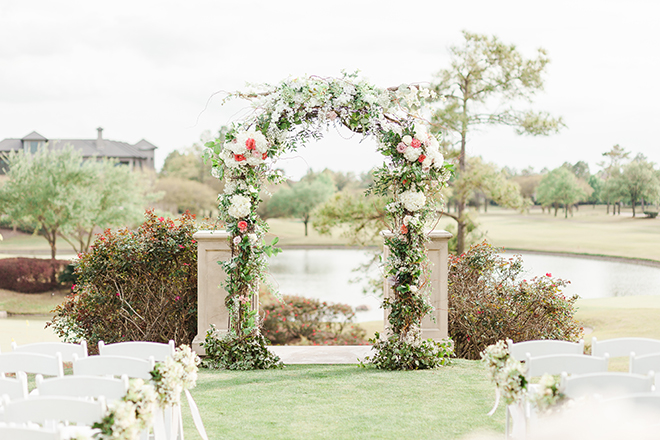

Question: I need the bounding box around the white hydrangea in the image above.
[106,400,139,440]
[228,194,252,218]
[399,190,426,212]
[403,147,422,162]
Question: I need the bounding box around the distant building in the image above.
[0,127,156,174]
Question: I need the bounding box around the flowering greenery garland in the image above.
[482,340,565,413]
[204,72,454,369]
[92,345,201,440]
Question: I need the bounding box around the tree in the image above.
[598,144,630,214]
[536,167,589,217]
[431,31,563,254]
[154,176,218,216]
[267,172,336,236]
[445,156,526,218]
[0,145,151,258]
[618,157,660,217]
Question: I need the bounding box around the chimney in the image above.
[96,127,104,150]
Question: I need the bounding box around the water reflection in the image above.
[266,249,382,322]
[266,249,660,322]
[504,252,660,299]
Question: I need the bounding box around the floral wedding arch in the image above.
[204,72,454,369]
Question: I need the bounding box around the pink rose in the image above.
[238,221,248,232]
[252,150,262,158]
[396,142,407,154]
[245,138,256,151]
[411,138,422,149]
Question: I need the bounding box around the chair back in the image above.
[99,340,175,362]
[0,371,29,400]
[12,341,88,362]
[73,354,155,380]
[561,372,654,400]
[0,426,62,440]
[0,352,64,378]
[37,374,129,402]
[525,353,608,379]
[591,337,660,358]
[507,339,584,361]
[2,395,106,426]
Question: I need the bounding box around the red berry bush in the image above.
[448,242,583,359]
[49,210,207,350]
[260,288,368,345]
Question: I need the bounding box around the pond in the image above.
[266,249,660,322]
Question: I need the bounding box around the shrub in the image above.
[202,325,283,370]
[260,288,368,345]
[448,241,583,360]
[361,332,454,370]
[0,257,70,293]
[49,210,207,350]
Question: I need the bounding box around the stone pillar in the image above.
[381,230,452,341]
[192,230,231,355]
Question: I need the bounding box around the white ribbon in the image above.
[153,407,167,440]
[487,387,500,416]
[185,389,209,440]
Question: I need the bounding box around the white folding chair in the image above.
[591,337,660,369]
[525,353,609,380]
[504,338,585,438]
[12,341,88,362]
[603,392,660,415]
[507,338,584,361]
[98,340,184,440]
[2,395,106,427]
[36,374,129,402]
[0,425,63,440]
[0,371,29,400]
[561,371,654,400]
[72,354,155,380]
[0,352,64,380]
[99,340,175,362]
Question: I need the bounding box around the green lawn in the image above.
[180,361,504,440]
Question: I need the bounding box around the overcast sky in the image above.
[2,0,659,180]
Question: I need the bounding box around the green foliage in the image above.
[314,191,388,246]
[361,332,454,370]
[536,167,589,216]
[618,157,660,216]
[260,289,368,345]
[0,145,152,257]
[0,258,70,293]
[448,242,583,360]
[154,176,218,215]
[267,172,337,236]
[49,211,202,349]
[202,325,283,370]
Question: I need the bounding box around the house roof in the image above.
[0,130,157,160]
[21,131,47,141]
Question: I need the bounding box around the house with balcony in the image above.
[0,128,156,174]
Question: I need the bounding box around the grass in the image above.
[0,288,69,315]
[180,361,504,440]
[452,205,660,262]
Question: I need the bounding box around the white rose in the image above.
[402,135,413,146]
